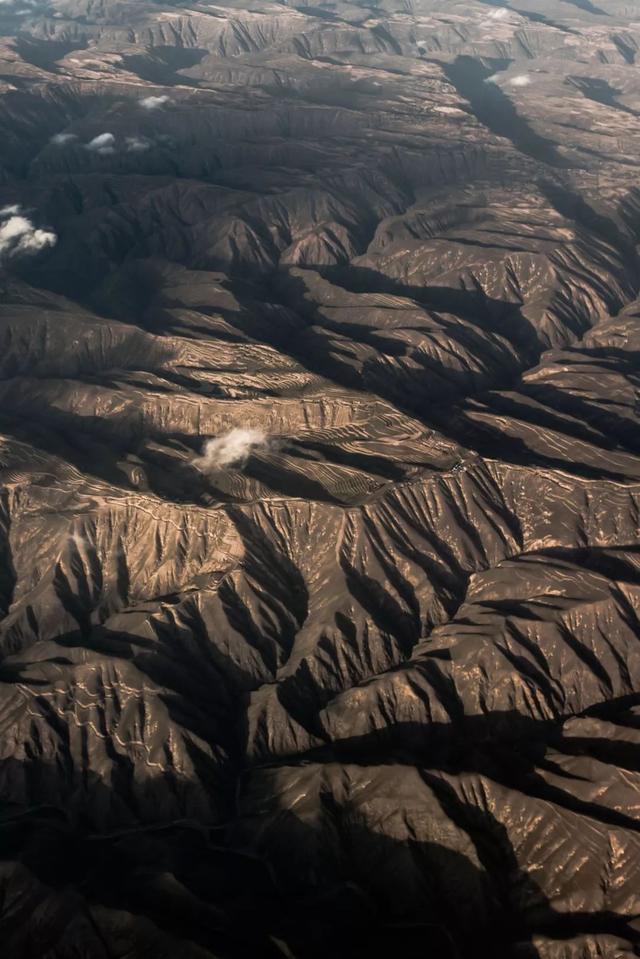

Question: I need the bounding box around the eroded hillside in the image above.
[1,1,640,956]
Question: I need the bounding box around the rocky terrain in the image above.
[1,0,640,956]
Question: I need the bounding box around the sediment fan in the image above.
[0,1,640,956]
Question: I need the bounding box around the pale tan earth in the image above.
[0,1,640,956]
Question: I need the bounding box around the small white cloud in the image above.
[196,428,269,471]
[485,74,500,84]
[0,213,57,259]
[50,132,77,146]
[139,95,171,110]
[85,132,116,153]
[486,7,510,18]
[0,204,21,216]
[507,74,532,87]
[125,136,151,153]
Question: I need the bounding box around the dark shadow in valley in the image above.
[12,35,89,73]
[258,268,639,481]
[439,409,636,483]
[612,32,637,65]
[293,705,640,837]
[8,250,639,487]
[316,263,544,357]
[514,374,640,454]
[123,46,209,87]
[2,641,640,956]
[557,0,608,15]
[439,56,568,169]
[567,76,639,118]
[538,178,640,270]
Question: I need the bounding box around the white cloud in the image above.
[488,73,532,88]
[507,74,532,87]
[139,95,171,110]
[50,132,77,146]
[81,132,165,157]
[125,136,151,153]
[0,0,43,8]
[85,132,116,154]
[196,428,269,471]
[0,208,57,259]
[486,7,510,18]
